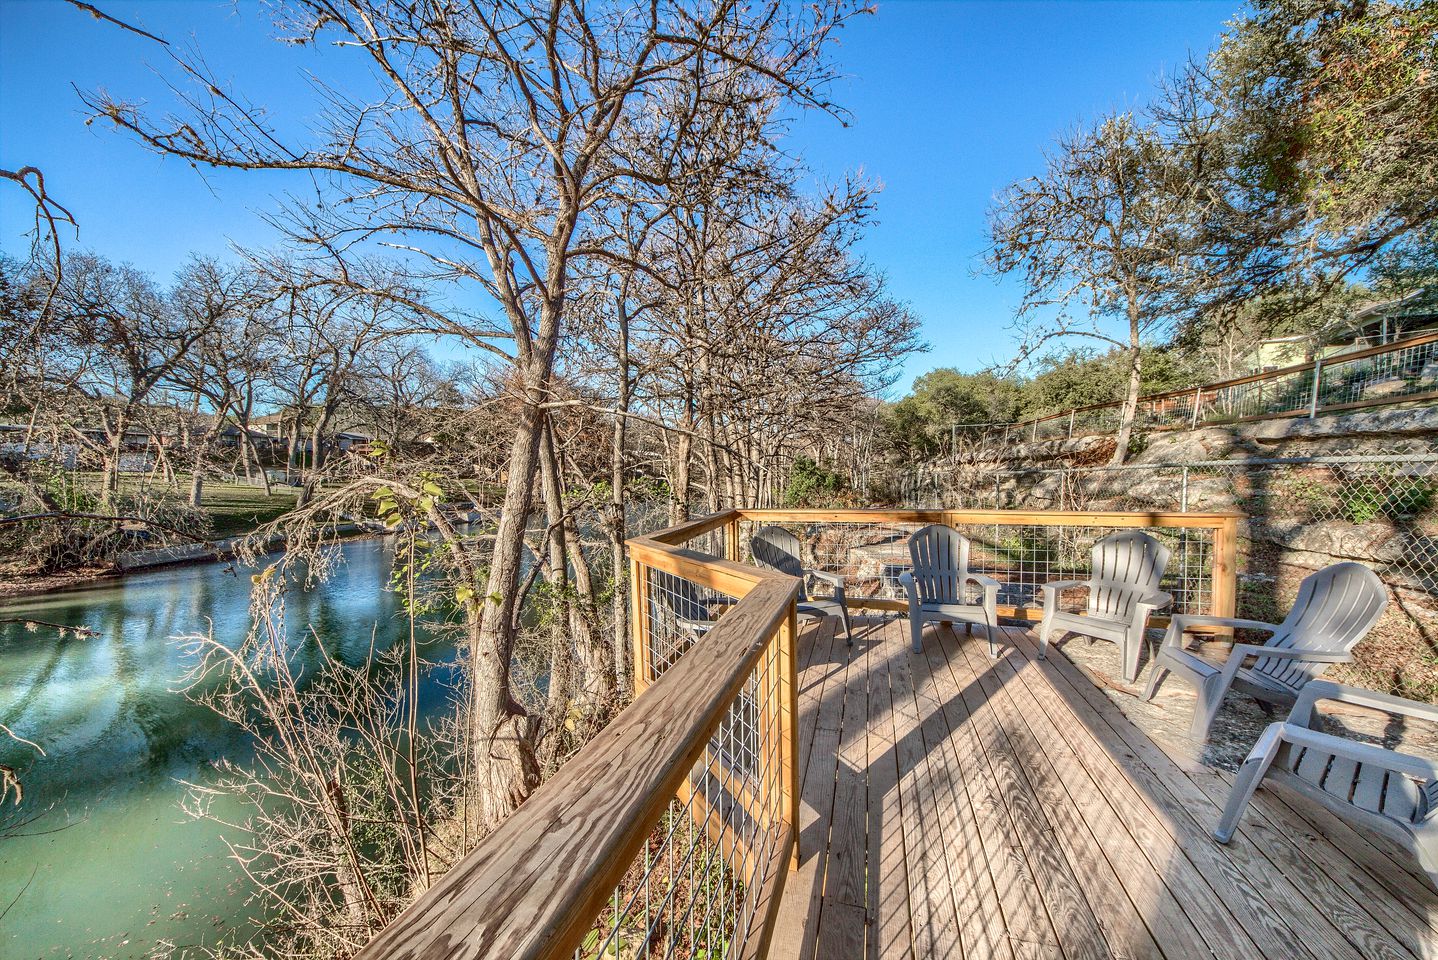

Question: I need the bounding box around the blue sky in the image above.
[0,0,1237,393]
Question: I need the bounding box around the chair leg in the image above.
[1037,612,1054,661]
[1215,724,1283,843]
[1141,663,1167,701]
[1121,631,1143,684]
[985,611,998,658]
[909,614,925,654]
[839,604,854,647]
[1190,675,1227,742]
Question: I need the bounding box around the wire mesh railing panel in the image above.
[1208,368,1316,420]
[736,518,925,602]
[895,454,1438,603]
[676,527,727,561]
[737,515,1217,617]
[577,617,784,960]
[1317,338,1438,410]
[645,568,740,680]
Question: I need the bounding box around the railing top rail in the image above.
[358,573,799,960]
[738,507,1240,529]
[1014,329,1438,428]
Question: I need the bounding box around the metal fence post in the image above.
[1308,356,1324,418]
[1190,387,1202,428]
[1067,410,1075,439]
[1180,466,1190,512]
[1031,419,1039,442]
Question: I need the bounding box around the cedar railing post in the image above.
[630,555,651,694]
[780,597,800,870]
[726,515,741,563]
[1211,514,1240,634]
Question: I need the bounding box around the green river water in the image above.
[0,538,459,959]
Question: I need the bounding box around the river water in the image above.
[0,538,460,959]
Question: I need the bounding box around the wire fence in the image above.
[993,333,1438,445]
[889,453,1438,698]
[734,512,1226,621]
[894,454,1437,595]
[573,559,786,960]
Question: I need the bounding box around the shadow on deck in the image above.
[769,618,1438,960]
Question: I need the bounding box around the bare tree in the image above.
[987,113,1205,464]
[83,0,860,825]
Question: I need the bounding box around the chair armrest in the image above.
[1135,591,1173,612]
[1040,579,1088,595]
[1272,723,1438,783]
[1216,642,1351,693]
[967,572,1000,590]
[808,568,845,589]
[1161,614,1280,651]
[1171,614,1282,636]
[1291,680,1438,727]
[676,616,715,636]
[898,571,918,604]
[1228,643,1351,664]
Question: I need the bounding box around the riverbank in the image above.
[0,523,373,602]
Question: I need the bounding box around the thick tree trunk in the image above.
[468,352,551,829]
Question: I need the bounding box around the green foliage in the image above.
[1337,478,1435,525]
[784,456,849,507]
[879,344,1205,454]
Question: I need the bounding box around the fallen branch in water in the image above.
[0,617,97,638]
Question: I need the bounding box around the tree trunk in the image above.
[101,411,127,508]
[1110,303,1144,466]
[608,300,632,695]
[539,421,611,712]
[468,353,550,829]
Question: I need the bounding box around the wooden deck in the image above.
[769,617,1438,960]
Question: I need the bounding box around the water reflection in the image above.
[0,538,458,959]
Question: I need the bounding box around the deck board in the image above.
[769,618,1438,960]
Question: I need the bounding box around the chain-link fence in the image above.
[892,453,1438,698]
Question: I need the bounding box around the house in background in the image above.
[1255,288,1437,369]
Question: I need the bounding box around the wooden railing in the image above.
[361,510,801,960]
[361,507,1240,959]
[729,508,1240,626]
[999,330,1438,443]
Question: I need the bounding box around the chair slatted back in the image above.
[1252,562,1387,689]
[1089,531,1171,622]
[652,570,711,623]
[907,524,973,605]
[751,526,809,601]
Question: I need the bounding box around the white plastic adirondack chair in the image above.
[1142,561,1387,741]
[898,524,1000,656]
[750,525,853,645]
[1037,531,1173,683]
[1216,680,1438,888]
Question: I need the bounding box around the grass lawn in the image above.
[202,482,299,539]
